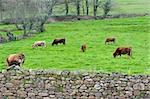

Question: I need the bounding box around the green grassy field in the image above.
[0,16,150,74]
[53,0,150,16]
[0,24,23,36]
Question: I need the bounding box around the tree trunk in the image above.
[38,20,45,32]
[76,0,80,16]
[65,0,69,15]
[0,12,2,21]
[93,0,99,17]
[22,21,27,36]
[82,0,85,15]
[86,0,89,15]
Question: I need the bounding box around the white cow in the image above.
[32,41,46,48]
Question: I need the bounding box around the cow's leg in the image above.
[127,52,131,58]
[119,54,121,58]
[43,43,46,48]
[42,45,46,48]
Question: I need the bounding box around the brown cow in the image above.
[105,38,115,44]
[32,41,46,48]
[81,44,86,52]
[6,53,25,67]
[52,38,65,46]
[113,47,132,58]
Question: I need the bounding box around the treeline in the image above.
[0,0,112,37]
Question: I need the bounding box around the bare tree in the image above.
[85,0,89,15]
[81,0,85,15]
[65,0,69,15]
[102,0,112,17]
[36,0,58,32]
[93,0,100,17]
[0,0,5,21]
[75,0,81,16]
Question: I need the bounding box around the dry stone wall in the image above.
[0,70,150,99]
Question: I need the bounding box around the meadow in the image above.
[0,16,149,74]
[53,0,150,16]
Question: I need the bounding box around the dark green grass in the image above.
[0,16,149,74]
[0,24,23,36]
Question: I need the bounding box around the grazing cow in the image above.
[113,47,132,58]
[32,41,46,48]
[105,38,115,44]
[81,44,86,52]
[52,38,65,46]
[6,53,25,67]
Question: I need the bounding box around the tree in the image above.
[75,0,81,16]
[36,0,58,32]
[85,0,89,15]
[93,0,100,17]
[0,0,59,33]
[0,0,5,21]
[65,0,69,15]
[102,0,112,17]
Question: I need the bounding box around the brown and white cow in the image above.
[81,44,86,52]
[113,47,132,58]
[6,53,25,67]
[32,41,46,48]
[52,38,65,46]
[105,38,115,44]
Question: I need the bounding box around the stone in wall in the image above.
[0,70,149,98]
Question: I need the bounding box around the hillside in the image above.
[53,0,150,16]
[0,16,149,74]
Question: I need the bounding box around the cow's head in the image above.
[113,52,117,58]
[18,53,25,64]
[32,44,36,48]
[52,42,54,46]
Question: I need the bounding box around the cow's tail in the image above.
[130,48,132,57]
[6,57,9,66]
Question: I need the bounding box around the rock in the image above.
[49,95,55,98]
[45,84,52,89]
[49,77,55,80]
[84,76,90,79]
[133,83,145,90]
[117,86,124,90]
[82,73,89,76]
[10,79,20,85]
[85,78,93,82]
[0,74,4,79]
[94,83,101,90]
[80,85,87,90]
[7,96,16,99]
[38,93,49,97]
[31,30,37,34]
[89,95,95,99]
[95,93,102,98]
[61,71,70,76]
[125,91,133,96]
[5,83,14,88]
[133,91,140,96]
[43,97,51,99]
[28,93,36,97]
[73,71,81,75]
[3,91,13,96]
[125,87,133,91]
[70,90,78,96]
[17,91,27,98]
